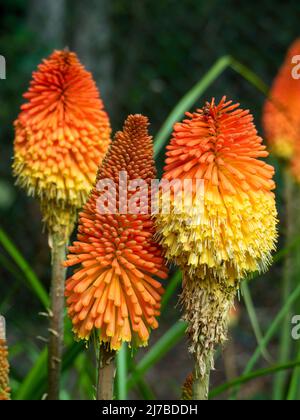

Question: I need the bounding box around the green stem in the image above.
[116,344,127,400]
[97,345,116,400]
[193,355,211,400]
[47,230,68,400]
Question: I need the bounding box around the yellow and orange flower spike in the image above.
[263,39,300,160]
[156,97,278,377]
[13,50,111,235]
[157,97,277,285]
[0,317,10,401]
[65,115,168,351]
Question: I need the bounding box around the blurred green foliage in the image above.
[1,0,300,400]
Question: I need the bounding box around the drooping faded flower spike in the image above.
[263,39,300,162]
[0,316,10,401]
[156,97,278,398]
[65,115,168,351]
[13,49,111,235]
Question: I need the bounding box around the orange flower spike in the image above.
[263,39,300,160]
[65,115,168,350]
[13,50,111,235]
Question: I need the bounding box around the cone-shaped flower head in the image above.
[65,115,167,350]
[156,97,278,376]
[263,39,300,160]
[0,316,10,401]
[157,97,277,285]
[13,50,111,235]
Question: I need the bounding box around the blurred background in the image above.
[0,0,300,400]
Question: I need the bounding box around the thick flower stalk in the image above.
[13,49,111,236]
[13,50,111,400]
[263,39,300,162]
[65,115,167,398]
[156,97,278,399]
[0,316,10,401]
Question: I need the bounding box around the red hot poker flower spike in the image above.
[263,39,300,160]
[65,115,168,350]
[13,50,111,234]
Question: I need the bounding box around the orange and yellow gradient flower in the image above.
[157,97,277,285]
[13,50,111,235]
[0,317,10,401]
[65,115,167,350]
[156,97,277,376]
[263,39,300,160]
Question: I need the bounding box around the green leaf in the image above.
[154,56,232,157]
[273,234,300,264]
[127,351,157,400]
[62,342,84,372]
[74,353,94,400]
[287,343,300,400]
[134,378,156,400]
[231,282,300,398]
[126,320,187,391]
[0,227,49,308]
[210,359,300,399]
[153,56,271,159]
[241,282,272,363]
[0,252,24,285]
[15,348,47,400]
[15,342,83,400]
[161,270,182,312]
[229,58,269,96]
